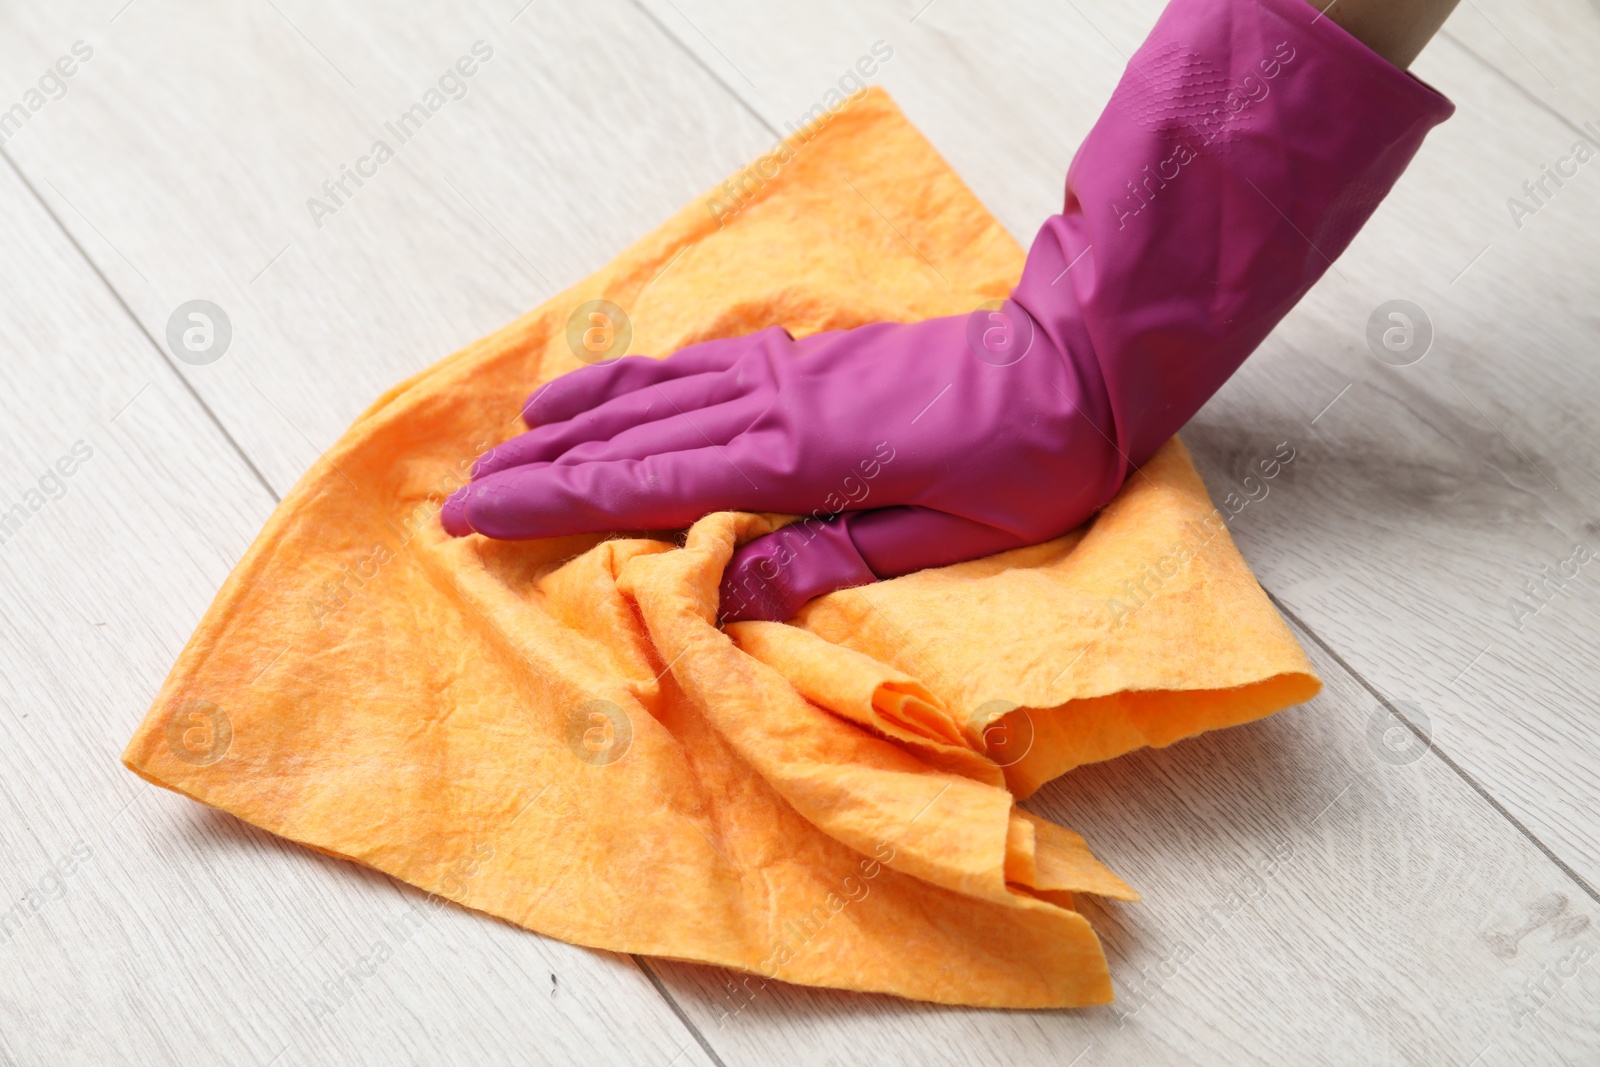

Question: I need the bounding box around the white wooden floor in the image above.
[1,1,1597,1064]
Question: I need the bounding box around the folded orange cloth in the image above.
[123,88,1319,1008]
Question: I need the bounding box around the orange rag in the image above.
[123,88,1320,1008]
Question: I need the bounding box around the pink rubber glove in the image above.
[443,0,1453,623]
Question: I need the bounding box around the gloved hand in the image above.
[443,0,1453,623]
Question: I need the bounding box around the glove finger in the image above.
[718,516,875,624]
[548,396,761,467]
[525,334,755,426]
[474,371,746,478]
[718,506,1034,623]
[847,506,1034,580]
[446,442,787,539]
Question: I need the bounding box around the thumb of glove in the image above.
[718,517,877,624]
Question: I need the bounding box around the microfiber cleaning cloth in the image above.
[123,88,1319,1007]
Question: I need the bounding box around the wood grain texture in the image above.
[1439,0,1600,133]
[0,0,775,494]
[1,0,1597,1062]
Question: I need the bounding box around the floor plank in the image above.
[1439,0,1600,134]
[0,88,712,1067]
[0,0,775,494]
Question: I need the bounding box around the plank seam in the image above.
[626,0,783,141]
[1439,29,1596,144]
[1267,590,1600,909]
[632,955,732,1067]
[0,146,281,506]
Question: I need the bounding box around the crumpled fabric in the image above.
[123,88,1318,1007]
